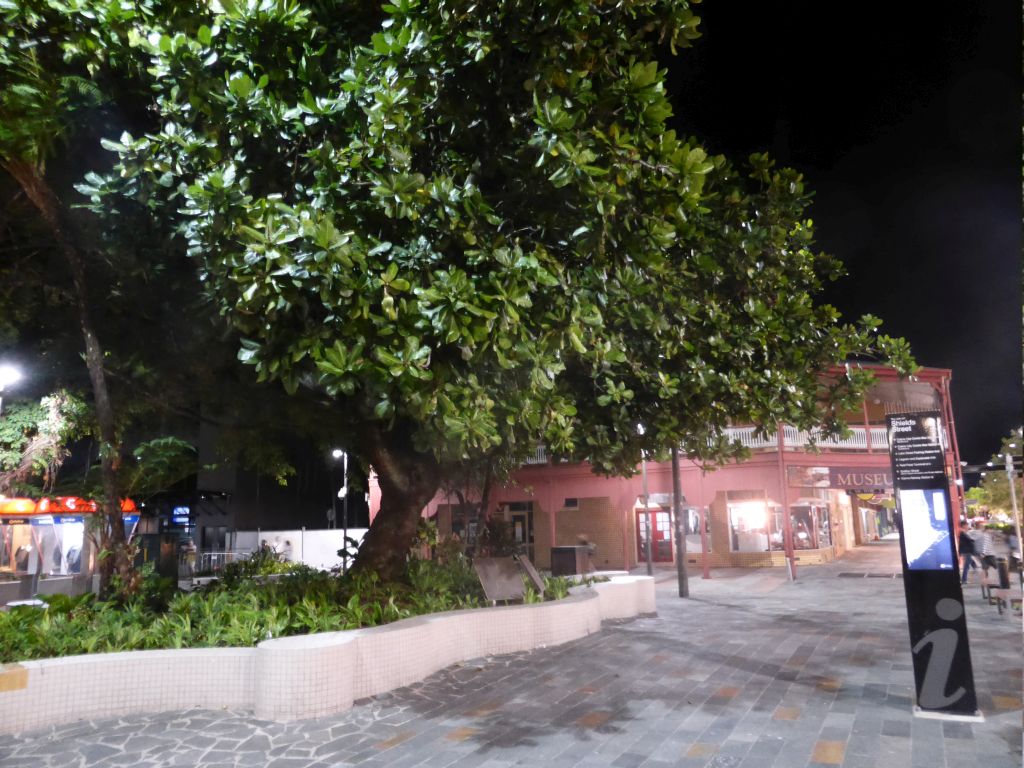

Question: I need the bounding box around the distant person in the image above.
[282,540,293,562]
[66,546,81,574]
[957,524,976,584]
[577,534,596,573]
[15,545,30,573]
[1007,529,1020,572]
[182,538,197,577]
[978,526,1004,588]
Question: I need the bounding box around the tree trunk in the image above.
[351,424,441,582]
[3,159,131,593]
[478,459,494,522]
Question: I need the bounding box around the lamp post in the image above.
[1006,444,1022,564]
[332,448,350,572]
[0,364,22,415]
[671,445,689,597]
[637,423,652,576]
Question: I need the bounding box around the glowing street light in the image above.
[0,363,22,415]
[331,448,350,571]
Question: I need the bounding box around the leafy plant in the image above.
[1,542,585,663]
[543,576,573,601]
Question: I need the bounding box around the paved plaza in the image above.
[1,541,1020,768]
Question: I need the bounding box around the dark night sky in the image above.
[666,2,1021,464]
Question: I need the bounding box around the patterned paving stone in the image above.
[0,542,1020,768]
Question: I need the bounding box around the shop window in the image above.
[769,509,786,551]
[729,501,768,552]
[818,506,832,547]
[450,504,481,547]
[788,503,831,549]
[0,526,10,571]
[684,508,712,552]
[728,500,783,552]
[791,507,815,549]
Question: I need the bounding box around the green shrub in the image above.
[0,553,581,662]
[543,575,573,601]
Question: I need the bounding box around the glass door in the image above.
[507,502,534,561]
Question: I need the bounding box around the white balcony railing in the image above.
[754,426,889,451]
[523,445,549,464]
[521,425,892,467]
[721,426,777,449]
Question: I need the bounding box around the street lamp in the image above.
[0,364,22,415]
[637,423,653,576]
[331,448,350,572]
[1005,451,1023,564]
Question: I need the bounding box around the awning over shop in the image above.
[634,492,689,509]
[790,497,828,508]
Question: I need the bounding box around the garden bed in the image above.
[0,574,655,734]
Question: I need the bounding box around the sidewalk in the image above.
[0,541,1019,768]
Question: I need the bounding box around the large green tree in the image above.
[15,0,911,580]
[0,0,157,587]
[0,0,353,590]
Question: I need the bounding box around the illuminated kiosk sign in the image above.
[887,412,980,719]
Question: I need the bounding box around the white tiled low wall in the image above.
[0,575,654,734]
[0,648,255,735]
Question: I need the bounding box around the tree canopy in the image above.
[970,428,1023,518]
[5,0,912,578]
[0,0,355,591]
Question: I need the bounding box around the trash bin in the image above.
[551,546,587,576]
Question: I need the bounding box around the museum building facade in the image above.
[368,365,965,572]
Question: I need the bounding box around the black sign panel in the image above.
[888,413,947,485]
[887,412,979,717]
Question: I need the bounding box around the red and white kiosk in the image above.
[0,496,138,577]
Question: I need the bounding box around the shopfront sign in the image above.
[887,412,979,718]
[787,465,892,491]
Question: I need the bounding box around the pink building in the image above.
[369,365,965,572]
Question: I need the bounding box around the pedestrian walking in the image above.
[978,525,1005,588]
[958,524,977,584]
[181,538,197,578]
[576,534,597,573]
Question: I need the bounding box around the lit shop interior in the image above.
[0,497,140,578]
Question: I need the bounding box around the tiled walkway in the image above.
[1,542,1020,767]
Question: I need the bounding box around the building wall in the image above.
[368,366,962,572]
[554,498,626,570]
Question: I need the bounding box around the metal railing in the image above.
[194,550,251,574]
